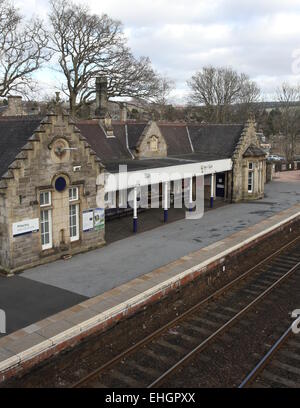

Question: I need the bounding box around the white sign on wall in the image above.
[94,208,105,231]
[12,218,39,237]
[83,210,94,232]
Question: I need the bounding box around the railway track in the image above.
[240,324,300,388]
[72,236,300,388]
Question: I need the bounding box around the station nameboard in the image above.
[12,218,39,237]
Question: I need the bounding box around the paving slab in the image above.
[35,320,74,340]
[3,332,49,355]
[89,300,116,314]
[0,348,14,363]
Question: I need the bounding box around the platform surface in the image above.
[22,177,300,298]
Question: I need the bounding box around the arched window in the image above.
[150,135,158,151]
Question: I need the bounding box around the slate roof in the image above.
[78,122,243,166]
[0,116,42,177]
[243,144,266,157]
[76,121,132,163]
[159,124,192,155]
[188,124,244,158]
[126,123,148,149]
[0,117,245,179]
[0,106,8,115]
[111,123,128,151]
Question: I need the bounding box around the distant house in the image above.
[0,96,41,117]
[257,131,271,155]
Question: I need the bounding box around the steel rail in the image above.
[72,235,300,388]
[148,261,300,387]
[238,325,293,388]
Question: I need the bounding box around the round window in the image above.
[55,176,67,192]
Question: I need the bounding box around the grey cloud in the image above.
[16,0,300,100]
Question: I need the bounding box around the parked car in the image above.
[267,154,285,162]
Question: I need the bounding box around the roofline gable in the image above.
[0,113,104,192]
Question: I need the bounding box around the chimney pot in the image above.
[4,96,24,116]
[120,102,127,122]
[95,77,108,118]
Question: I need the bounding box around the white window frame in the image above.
[40,209,52,250]
[40,191,51,207]
[248,162,254,193]
[258,161,261,192]
[69,187,79,202]
[69,203,80,242]
[118,189,127,208]
[104,191,116,209]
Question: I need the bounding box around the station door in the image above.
[216,172,226,198]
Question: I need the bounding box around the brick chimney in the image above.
[3,96,25,116]
[95,77,108,118]
[120,102,127,122]
[95,77,114,137]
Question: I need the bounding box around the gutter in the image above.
[231,160,234,203]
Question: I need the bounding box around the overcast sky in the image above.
[15,0,300,103]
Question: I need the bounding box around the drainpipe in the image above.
[231,162,234,204]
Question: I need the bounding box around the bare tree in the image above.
[187,66,260,123]
[276,82,300,160]
[105,51,161,100]
[153,76,175,119]
[0,0,50,97]
[154,77,175,106]
[49,0,161,116]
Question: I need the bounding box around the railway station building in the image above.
[0,78,267,274]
